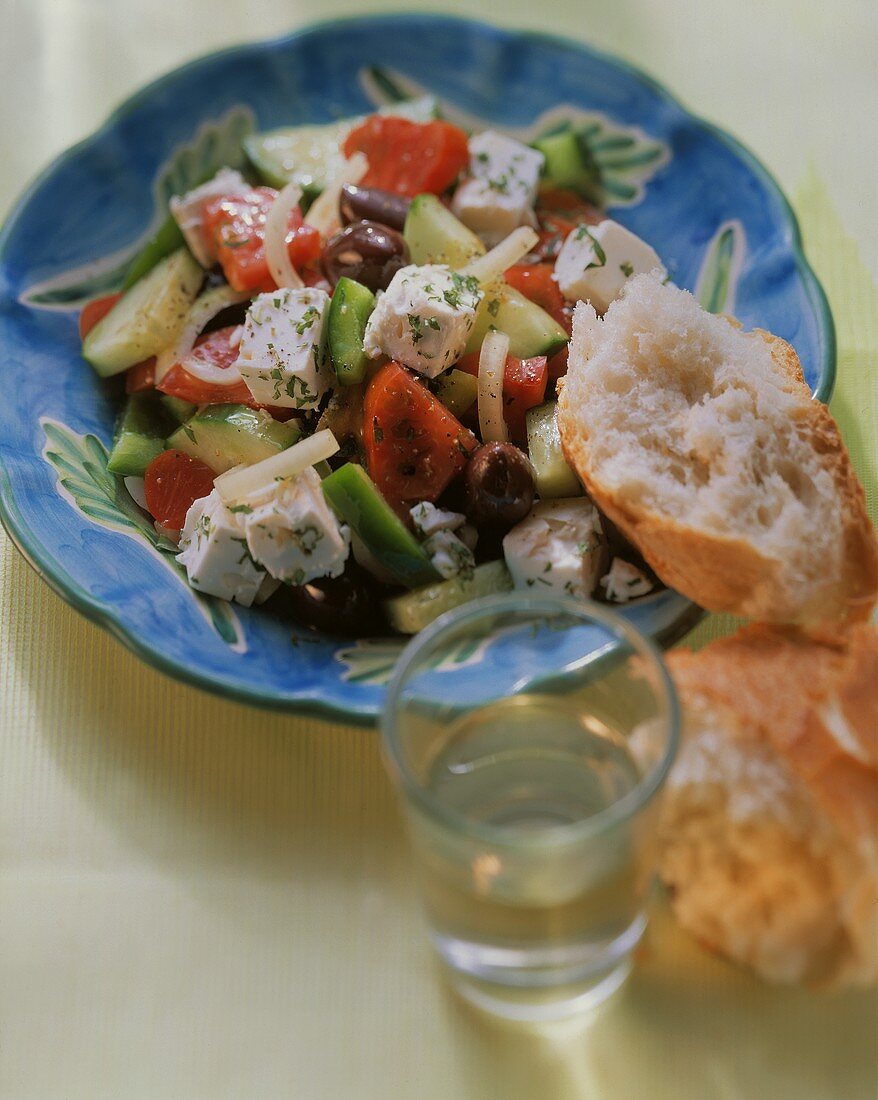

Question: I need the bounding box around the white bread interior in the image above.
[658,625,878,988]
[557,275,878,623]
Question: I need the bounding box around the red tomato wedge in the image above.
[342,117,469,198]
[533,187,603,261]
[125,357,157,393]
[300,263,332,293]
[456,352,549,441]
[546,344,569,384]
[79,293,122,340]
[364,362,478,511]
[202,187,322,293]
[504,264,572,333]
[144,450,215,530]
[156,326,252,406]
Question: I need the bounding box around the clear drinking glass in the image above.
[380,593,680,1021]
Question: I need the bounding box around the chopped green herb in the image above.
[574,226,607,268]
[291,524,323,554]
[295,306,320,336]
[407,314,424,345]
[231,536,252,565]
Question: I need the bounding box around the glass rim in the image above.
[380,592,681,848]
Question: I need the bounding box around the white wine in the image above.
[383,597,677,1019]
[413,696,651,966]
[426,695,641,829]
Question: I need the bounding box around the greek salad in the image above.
[79,99,665,637]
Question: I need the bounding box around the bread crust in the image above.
[663,624,878,987]
[666,625,878,858]
[558,322,878,625]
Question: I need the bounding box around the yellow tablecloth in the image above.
[2,2,876,1096]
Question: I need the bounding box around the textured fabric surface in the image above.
[1,2,876,1097]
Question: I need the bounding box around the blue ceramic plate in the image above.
[0,15,833,723]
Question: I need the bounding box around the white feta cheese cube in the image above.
[554,219,665,312]
[451,131,544,246]
[600,559,653,602]
[363,265,482,378]
[169,167,249,267]
[177,489,267,606]
[235,287,331,409]
[502,498,605,599]
[243,466,350,585]
[409,500,466,538]
[423,529,475,581]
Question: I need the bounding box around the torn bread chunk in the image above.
[657,624,878,989]
[557,274,878,624]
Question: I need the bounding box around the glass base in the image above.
[447,956,632,1022]
[430,913,644,1022]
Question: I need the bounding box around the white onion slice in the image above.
[215,429,340,503]
[461,226,539,286]
[154,284,250,383]
[304,153,368,239]
[478,330,510,443]
[123,476,148,510]
[264,181,305,290]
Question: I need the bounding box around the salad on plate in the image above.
[79,98,666,638]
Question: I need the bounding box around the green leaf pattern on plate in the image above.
[21,107,254,310]
[41,417,244,649]
[695,220,746,314]
[360,67,669,207]
[335,633,493,685]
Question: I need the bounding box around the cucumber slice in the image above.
[321,463,439,589]
[434,369,479,418]
[168,404,301,475]
[82,249,203,377]
[465,286,569,359]
[159,394,197,424]
[383,560,513,634]
[106,393,172,476]
[403,194,485,267]
[244,125,348,194]
[532,128,600,200]
[122,214,186,290]
[327,277,376,385]
[244,96,439,193]
[526,402,582,498]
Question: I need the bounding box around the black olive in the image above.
[201,300,249,334]
[322,221,409,293]
[339,184,411,231]
[286,566,385,637]
[464,443,535,530]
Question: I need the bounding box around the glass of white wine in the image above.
[381,593,680,1021]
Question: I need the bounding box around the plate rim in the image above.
[0,13,834,722]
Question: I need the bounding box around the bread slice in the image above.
[557,275,878,624]
[658,624,878,988]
